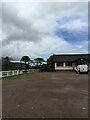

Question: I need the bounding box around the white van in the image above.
[75,64,88,74]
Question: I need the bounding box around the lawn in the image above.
[2,71,88,118]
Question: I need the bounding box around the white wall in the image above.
[55,67,73,70]
[55,62,90,71]
[54,62,74,70]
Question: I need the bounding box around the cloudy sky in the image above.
[1,1,88,60]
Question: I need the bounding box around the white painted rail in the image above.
[0,69,39,78]
[0,70,24,78]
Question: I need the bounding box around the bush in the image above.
[39,64,54,72]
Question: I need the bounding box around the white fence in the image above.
[0,70,25,78]
[0,69,39,78]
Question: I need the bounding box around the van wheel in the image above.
[76,71,78,74]
[78,70,81,74]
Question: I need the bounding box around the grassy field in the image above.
[2,71,88,118]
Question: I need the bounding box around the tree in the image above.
[34,58,45,66]
[2,56,12,70]
[47,55,55,71]
[20,56,31,69]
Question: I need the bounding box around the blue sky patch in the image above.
[54,29,88,44]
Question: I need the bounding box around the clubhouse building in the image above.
[49,54,90,71]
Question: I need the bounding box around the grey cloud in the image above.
[2,3,46,45]
[1,2,88,59]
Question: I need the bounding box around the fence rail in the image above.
[0,70,24,78]
[0,69,39,78]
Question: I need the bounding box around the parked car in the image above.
[75,64,88,74]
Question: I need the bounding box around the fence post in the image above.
[17,70,19,75]
[7,71,9,77]
[12,71,14,76]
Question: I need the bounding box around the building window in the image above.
[57,62,63,66]
[66,62,72,66]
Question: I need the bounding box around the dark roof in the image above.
[52,54,90,62]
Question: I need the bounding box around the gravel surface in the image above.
[2,71,88,118]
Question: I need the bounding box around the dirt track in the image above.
[2,71,88,118]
